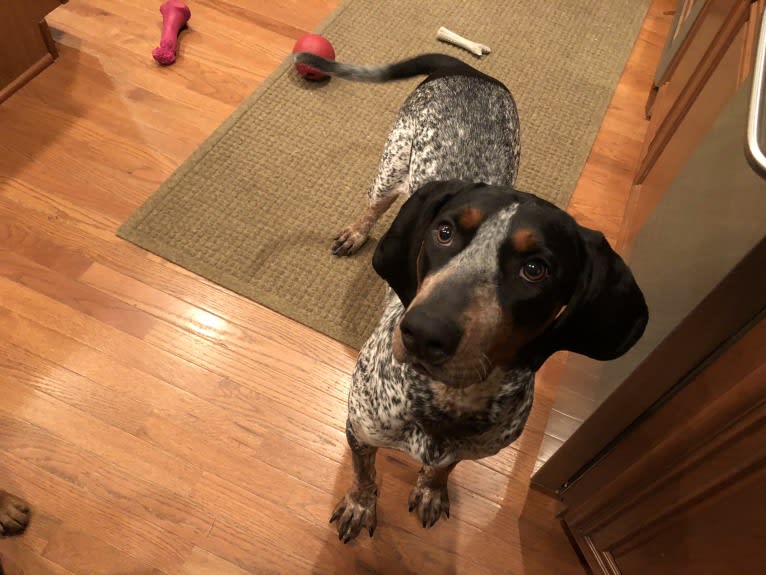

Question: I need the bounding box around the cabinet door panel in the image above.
[616,463,766,575]
[563,315,766,575]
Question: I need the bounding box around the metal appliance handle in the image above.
[746,9,766,176]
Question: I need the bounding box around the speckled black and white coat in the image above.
[293,52,521,256]
[366,73,521,205]
[294,53,648,543]
[349,288,535,469]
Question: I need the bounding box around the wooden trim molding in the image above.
[40,18,58,59]
[0,53,54,104]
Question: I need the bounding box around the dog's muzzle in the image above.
[398,305,464,374]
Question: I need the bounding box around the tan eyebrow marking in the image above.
[457,206,484,230]
[510,228,540,252]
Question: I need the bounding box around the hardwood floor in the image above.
[0,1,672,573]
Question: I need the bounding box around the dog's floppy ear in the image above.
[528,227,648,369]
[373,180,476,307]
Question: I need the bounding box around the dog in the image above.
[327,180,648,542]
[294,54,647,542]
[0,490,30,573]
[293,52,521,256]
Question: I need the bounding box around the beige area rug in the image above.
[118,0,651,349]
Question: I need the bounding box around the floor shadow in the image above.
[311,447,460,574]
[1,23,165,225]
[482,388,585,574]
[0,33,83,180]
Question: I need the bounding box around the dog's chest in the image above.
[348,295,536,466]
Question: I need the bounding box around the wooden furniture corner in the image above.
[0,0,69,104]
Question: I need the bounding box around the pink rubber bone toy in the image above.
[152,1,191,65]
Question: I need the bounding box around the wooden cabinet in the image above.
[0,0,69,104]
[562,312,766,575]
[620,0,762,251]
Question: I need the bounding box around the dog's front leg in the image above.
[0,490,30,536]
[331,194,398,256]
[408,462,458,528]
[330,420,378,543]
[331,112,412,257]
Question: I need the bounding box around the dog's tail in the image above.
[293,53,478,83]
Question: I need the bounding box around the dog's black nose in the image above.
[400,307,462,365]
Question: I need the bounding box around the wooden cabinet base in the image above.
[0,20,57,104]
[0,2,68,104]
[560,313,766,575]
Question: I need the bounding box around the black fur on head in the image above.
[373,181,648,370]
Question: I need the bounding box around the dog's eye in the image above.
[435,222,454,245]
[520,259,548,282]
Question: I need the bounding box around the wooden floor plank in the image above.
[42,527,165,575]
[176,546,253,575]
[0,377,200,497]
[0,251,157,339]
[1,341,151,436]
[0,454,194,573]
[0,210,357,371]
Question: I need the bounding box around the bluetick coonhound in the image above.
[293,52,520,255]
[336,180,647,542]
[294,55,648,543]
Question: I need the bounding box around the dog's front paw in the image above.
[0,491,30,536]
[331,225,369,257]
[329,489,377,543]
[408,483,450,528]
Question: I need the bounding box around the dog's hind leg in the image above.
[329,420,379,543]
[408,462,458,528]
[331,113,412,256]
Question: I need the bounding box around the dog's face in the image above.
[373,181,648,387]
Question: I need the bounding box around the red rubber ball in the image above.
[293,34,336,80]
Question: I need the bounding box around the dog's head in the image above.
[373,180,648,386]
